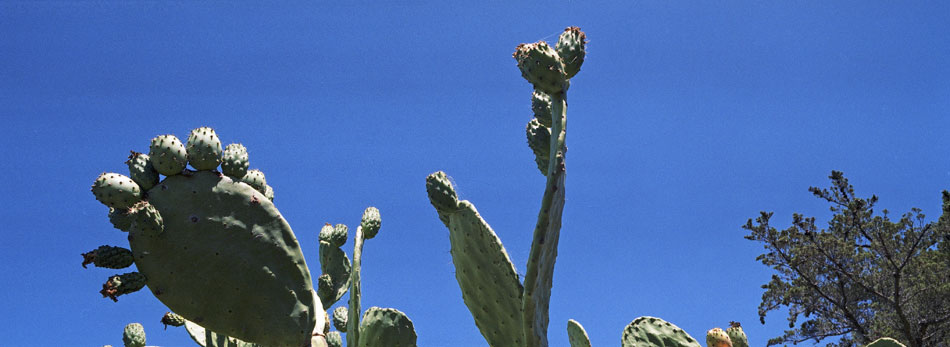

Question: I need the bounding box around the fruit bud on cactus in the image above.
[91,173,142,210]
[125,152,159,191]
[332,306,348,332]
[514,41,567,95]
[81,245,133,269]
[706,327,733,347]
[326,331,343,347]
[100,272,147,302]
[531,90,553,127]
[726,322,748,347]
[526,118,552,174]
[241,168,268,194]
[361,207,382,239]
[320,223,348,248]
[220,143,249,179]
[160,312,186,329]
[555,26,587,79]
[148,134,187,176]
[185,126,223,171]
[128,201,163,236]
[122,323,146,347]
[108,208,133,232]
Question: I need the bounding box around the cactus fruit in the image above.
[333,306,348,332]
[240,169,267,195]
[108,208,133,232]
[122,323,146,347]
[161,312,186,329]
[514,41,567,95]
[149,134,187,176]
[706,327,733,347]
[866,337,907,347]
[220,143,249,179]
[126,152,159,191]
[357,307,417,347]
[621,316,701,347]
[425,172,460,222]
[725,322,747,347]
[100,272,147,302]
[566,319,591,347]
[186,127,223,171]
[555,27,587,79]
[81,245,133,269]
[326,331,343,347]
[320,223,348,248]
[264,184,274,201]
[128,201,163,236]
[360,207,381,239]
[526,119,552,174]
[92,173,143,210]
[531,90,553,127]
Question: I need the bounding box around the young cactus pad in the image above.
[88,128,319,346]
[621,316,701,347]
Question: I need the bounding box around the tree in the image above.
[744,171,950,347]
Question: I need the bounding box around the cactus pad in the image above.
[621,316,701,347]
[81,245,133,269]
[149,134,187,176]
[100,272,147,302]
[221,143,249,179]
[531,90,553,127]
[526,119,552,175]
[360,207,381,239]
[555,27,587,79]
[567,319,591,347]
[357,307,417,347]
[108,208,133,232]
[126,152,159,191]
[318,240,351,309]
[866,338,907,347]
[514,41,566,95]
[122,323,146,347]
[129,170,316,346]
[186,127,223,171]
[92,173,142,210]
[333,306,348,332]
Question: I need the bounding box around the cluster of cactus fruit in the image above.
[85,126,415,346]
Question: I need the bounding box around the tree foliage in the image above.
[744,171,950,347]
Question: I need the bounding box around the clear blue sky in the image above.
[2,1,949,346]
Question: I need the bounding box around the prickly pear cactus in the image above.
[84,128,320,346]
[122,323,146,347]
[357,307,417,347]
[426,26,586,347]
[161,312,186,329]
[706,327,733,347]
[621,316,702,347]
[566,319,591,347]
[866,338,907,347]
[725,322,747,347]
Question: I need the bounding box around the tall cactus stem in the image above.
[522,91,567,347]
[347,226,365,347]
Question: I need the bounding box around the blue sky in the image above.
[2,1,949,346]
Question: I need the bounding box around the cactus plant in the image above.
[866,337,907,347]
[621,316,701,347]
[725,322,747,347]
[566,319,591,347]
[425,26,586,347]
[122,323,147,347]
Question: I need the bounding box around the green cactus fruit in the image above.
[357,307,417,347]
[264,184,274,201]
[866,337,907,347]
[555,27,587,79]
[220,143,249,179]
[333,306,348,332]
[100,272,146,302]
[81,245,133,269]
[161,312,186,329]
[319,240,351,309]
[128,170,316,346]
[360,207,381,239]
[726,322,748,347]
[326,331,343,347]
[317,273,335,303]
[514,41,567,95]
[425,171,460,224]
[186,127,223,171]
[92,173,143,210]
[567,319,591,347]
[149,134,187,176]
[621,316,701,347]
[531,90,553,128]
[126,151,159,191]
[122,323,146,347]
[706,327,732,347]
[526,118,552,175]
[128,201,163,236]
[320,224,348,248]
[108,208,133,232]
[240,169,267,195]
